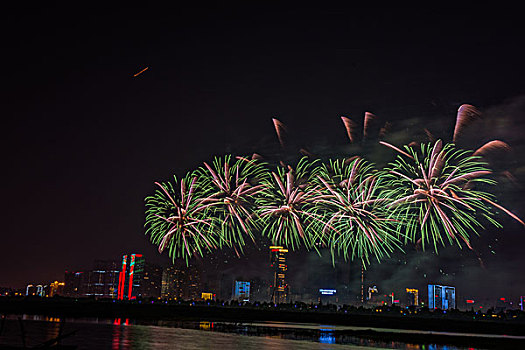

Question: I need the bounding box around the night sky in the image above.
[2,5,525,301]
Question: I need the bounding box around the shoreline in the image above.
[1,298,524,338]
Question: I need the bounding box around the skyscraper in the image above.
[406,288,419,306]
[270,246,288,304]
[85,260,120,298]
[117,254,162,300]
[428,284,455,310]
[233,281,250,301]
[161,266,184,300]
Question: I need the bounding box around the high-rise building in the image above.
[118,254,145,300]
[161,266,184,300]
[270,246,289,304]
[142,262,163,299]
[406,288,419,306]
[49,281,65,297]
[85,260,120,298]
[233,281,250,301]
[117,254,162,300]
[428,284,455,310]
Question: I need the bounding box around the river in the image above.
[1,315,521,349]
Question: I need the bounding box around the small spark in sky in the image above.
[133,67,149,77]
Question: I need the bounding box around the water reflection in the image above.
[318,328,335,344]
[0,315,509,349]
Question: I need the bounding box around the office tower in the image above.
[428,284,455,310]
[233,281,251,301]
[406,288,419,306]
[270,246,289,304]
[117,254,145,300]
[141,262,163,298]
[117,254,163,300]
[85,260,120,298]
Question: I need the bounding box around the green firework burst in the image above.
[383,139,501,251]
[144,174,219,263]
[310,157,401,265]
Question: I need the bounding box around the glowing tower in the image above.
[270,246,288,304]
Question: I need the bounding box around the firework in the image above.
[133,66,149,77]
[257,157,321,250]
[310,158,401,265]
[453,104,481,143]
[272,118,287,149]
[341,111,388,145]
[144,174,218,263]
[382,139,504,251]
[195,155,268,253]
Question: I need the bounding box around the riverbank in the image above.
[1,297,524,337]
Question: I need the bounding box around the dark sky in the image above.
[2,5,525,300]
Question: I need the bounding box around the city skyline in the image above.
[2,5,525,304]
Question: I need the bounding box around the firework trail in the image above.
[145,174,219,263]
[195,155,268,254]
[133,66,149,77]
[341,116,358,144]
[309,158,401,265]
[272,118,287,149]
[453,104,482,143]
[363,112,377,140]
[257,157,321,250]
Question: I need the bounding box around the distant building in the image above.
[64,271,85,297]
[117,254,162,300]
[521,296,524,311]
[428,284,455,310]
[233,281,250,301]
[25,284,46,297]
[201,292,215,301]
[270,246,289,304]
[319,288,338,304]
[161,266,184,300]
[141,263,163,298]
[161,264,201,300]
[49,281,65,297]
[85,260,120,298]
[406,288,419,306]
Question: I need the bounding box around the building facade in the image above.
[428,284,455,310]
[270,246,289,304]
[233,281,250,301]
[117,254,162,300]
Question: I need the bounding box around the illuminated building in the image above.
[270,246,288,304]
[49,281,65,297]
[428,284,455,310]
[25,284,36,296]
[25,284,46,297]
[116,254,162,300]
[161,266,184,300]
[85,260,120,298]
[319,289,338,304]
[233,281,250,301]
[117,254,145,300]
[161,264,201,300]
[406,288,419,306]
[201,292,215,301]
[521,296,524,311]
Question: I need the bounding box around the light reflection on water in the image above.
[0,315,483,350]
